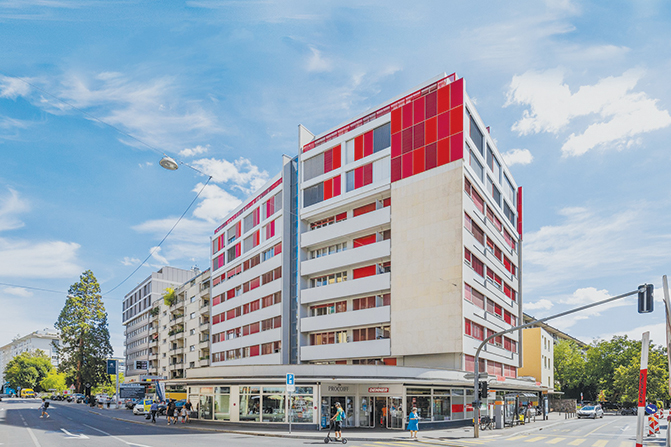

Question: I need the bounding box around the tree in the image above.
[163,287,176,306]
[612,345,669,404]
[4,350,52,391]
[553,339,585,397]
[55,270,113,393]
[92,373,124,396]
[40,370,67,393]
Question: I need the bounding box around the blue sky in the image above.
[1,0,671,357]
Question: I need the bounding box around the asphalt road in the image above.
[1,398,668,447]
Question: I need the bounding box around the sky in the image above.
[1,0,671,358]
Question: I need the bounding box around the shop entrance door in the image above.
[199,395,213,420]
[321,396,354,428]
[359,396,373,427]
[388,397,404,429]
[375,397,387,428]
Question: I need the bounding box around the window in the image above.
[348,123,391,163]
[353,202,376,217]
[469,113,484,155]
[310,242,346,259]
[470,149,483,181]
[243,231,260,252]
[345,162,373,192]
[503,174,515,205]
[353,234,376,248]
[504,201,515,225]
[264,220,276,240]
[487,207,503,232]
[304,153,324,181]
[464,283,485,310]
[304,183,323,207]
[190,312,195,319]
[227,222,241,244]
[227,244,241,263]
[464,178,485,214]
[465,319,484,341]
[504,229,516,252]
[310,271,347,287]
[190,345,195,352]
[243,208,260,233]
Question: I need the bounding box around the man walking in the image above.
[40,398,50,418]
[150,401,158,423]
[167,399,176,425]
[184,400,192,423]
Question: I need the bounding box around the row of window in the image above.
[309,325,391,345]
[464,284,517,326]
[212,291,282,325]
[464,319,517,353]
[212,315,282,343]
[212,242,282,287]
[465,177,517,252]
[212,340,281,362]
[464,354,517,378]
[308,294,391,316]
[306,198,390,232]
[216,266,282,305]
[464,249,517,301]
[308,262,391,288]
[303,144,342,182]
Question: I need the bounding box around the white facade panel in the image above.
[301,240,391,277]
[211,352,282,367]
[211,327,281,352]
[301,207,390,249]
[300,339,391,361]
[300,306,391,333]
[301,273,391,305]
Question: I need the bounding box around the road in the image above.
[0,398,667,447]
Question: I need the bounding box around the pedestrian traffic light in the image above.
[638,284,654,314]
[479,381,488,399]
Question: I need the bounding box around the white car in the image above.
[133,403,146,415]
[577,405,604,419]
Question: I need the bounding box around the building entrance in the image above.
[360,396,404,429]
[320,396,354,428]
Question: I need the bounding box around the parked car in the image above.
[621,407,637,416]
[125,398,138,410]
[578,405,604,419]
[133,399,154,415]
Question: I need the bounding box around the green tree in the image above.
[4,350,52,391]
[40,370,67,392]
[163,287,176,306]
[612,345,669,404]
[553,339,585,397]
[55,270,113,393]
[92,373,124,396]
[584,336,640,401]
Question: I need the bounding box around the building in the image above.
[171,72,534,429]
[122,266,196,381]
[518,327,554,390]
[522,313,587,347]
[0,328,60,383]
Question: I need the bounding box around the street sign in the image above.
[135,360,147,370]
[646,403,658,415]
[286,373,295,393]
[69,384,75,390]
[107,359,117,375]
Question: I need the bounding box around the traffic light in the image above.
[638,284,654,314]
[479,381,488,399]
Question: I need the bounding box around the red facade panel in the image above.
[425,90,437,119]
[413,146,425,175]
[437,84,450,114]
[354,166,364,189]
[391,108,402,134]
[402,103,413,129]
[402,152,413,179]
[450,105,464,135]
[437,138,450,166]
[391,156,402,182]
[425,116,437,145]
[391,132,402,158]
[324,147,333,173]
[413,96,425,124]
[355,135,364,160]
[353,234,377,247]
[353,265,376,279]
[332,145,341,170]
[413,122,425,149]
[450,78,464,108]
[402,128,413,154]
[323,178,333,200]
[363,162,373,186]
[425,142,437,170]
[363,130,374,157]
[333,175,341,197]
[450,132,464,160]
[437,111,450,140]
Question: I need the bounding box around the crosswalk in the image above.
[354,437,646,447]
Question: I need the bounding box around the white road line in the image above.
[61,428,89,439]
[26,427,43,447]
[83,424,152,447]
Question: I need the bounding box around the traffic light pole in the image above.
[472,288,639,438]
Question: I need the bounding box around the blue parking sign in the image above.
[286,373,294,385]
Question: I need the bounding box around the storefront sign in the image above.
[327,386,350,392]
[367,387,389,393]
[496,375,506,382]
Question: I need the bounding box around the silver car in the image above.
[578,405,604,419]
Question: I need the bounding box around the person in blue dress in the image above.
[408,406,419,439]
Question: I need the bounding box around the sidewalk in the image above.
[87,406,571,443]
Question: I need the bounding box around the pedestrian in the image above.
[150,401,158,423]
[330,402,345,441]
[184,400,192,423]
[180,405,187,423]
[40,398,50,418]
[408,406,419,439]
[167,399,176,425]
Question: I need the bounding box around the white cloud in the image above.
[590,322,667,347]
[121,256,140,266]
[2,286,33,297]
[549,287,633,330]
[191,183,242,223]
[179,145,209,157]
[524,299,554,311]
[149,246,169,266]
[0,188,30,232]
[306,46,332,73]
[192,157,269,194]
[138,162,153,169]
[506,68,671,157]
[132,217,213,246]
[0,238,81,278]
[502,148,533,167]
[0,75,31,99]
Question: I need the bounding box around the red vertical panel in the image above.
[363,163,373,185]
[355,166,364,189]
[450,78,464,108]
[391,132,402,158]
[323,178,333,200]
[413,96,425,124]
[353,265,377,279]
[391,156,402,182]
[425,116,437,145]
[332,145,341,170]
[402,103,413,129]
[355,135,364,160]
[437,111,450,140]
[437,138,450,166]
[333,175,341,196]
[402,128,413,154]
[437,85,450,113]
[324,148,333,173]
[363,131,374,156]
[402,152,413,179]
[425,142,437,170]
[413,147,425,175]
[236,221,241,237]
[517,187,523,237]
[413,122,425,149]
[391,108,402,134]
[450,132,464,160]
[425,91,437,118]
[450,105,464,135]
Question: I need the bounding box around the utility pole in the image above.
[473,288,642,438]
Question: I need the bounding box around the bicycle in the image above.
[479,415,494,431]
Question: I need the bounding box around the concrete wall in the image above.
[390,162,464,359]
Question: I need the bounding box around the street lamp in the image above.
[159,156,179,171]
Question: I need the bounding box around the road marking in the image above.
[591,441,608,447]
[547,438,567,444]
[83,424,152,447]
[506,436,528,441]
[525,437,547,443]
[585,419,618,437]
[568,439,586,446]
[60,428,89,439]
[619,442,631,447]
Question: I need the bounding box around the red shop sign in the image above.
[368,387,389,393]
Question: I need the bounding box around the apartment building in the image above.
[171,73,538,430]
[122,266,196,381]
[0,329,60,383]
[518,327,554,390]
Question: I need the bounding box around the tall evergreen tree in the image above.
[55,270,113,393]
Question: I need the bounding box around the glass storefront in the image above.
[214,387,230,421]
[239,386,261,422]
[290,387,314,423]
[432,389,451,421]
[262,386,286,422]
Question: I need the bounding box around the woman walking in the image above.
[408,406,419,439]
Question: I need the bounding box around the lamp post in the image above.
[472,288,641,438]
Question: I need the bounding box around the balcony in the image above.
[199,338,209,347]
[171,299,185,309]
[300,338,391,361]
[170,346,185,356]
[170,315,184,326]
[301,273,390,305]
[148,353,158,361]
[301,240,390,277]
[169,362,184,371]
[301,206,390,249]
[301,306,390,333]
[199,357,210,367]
